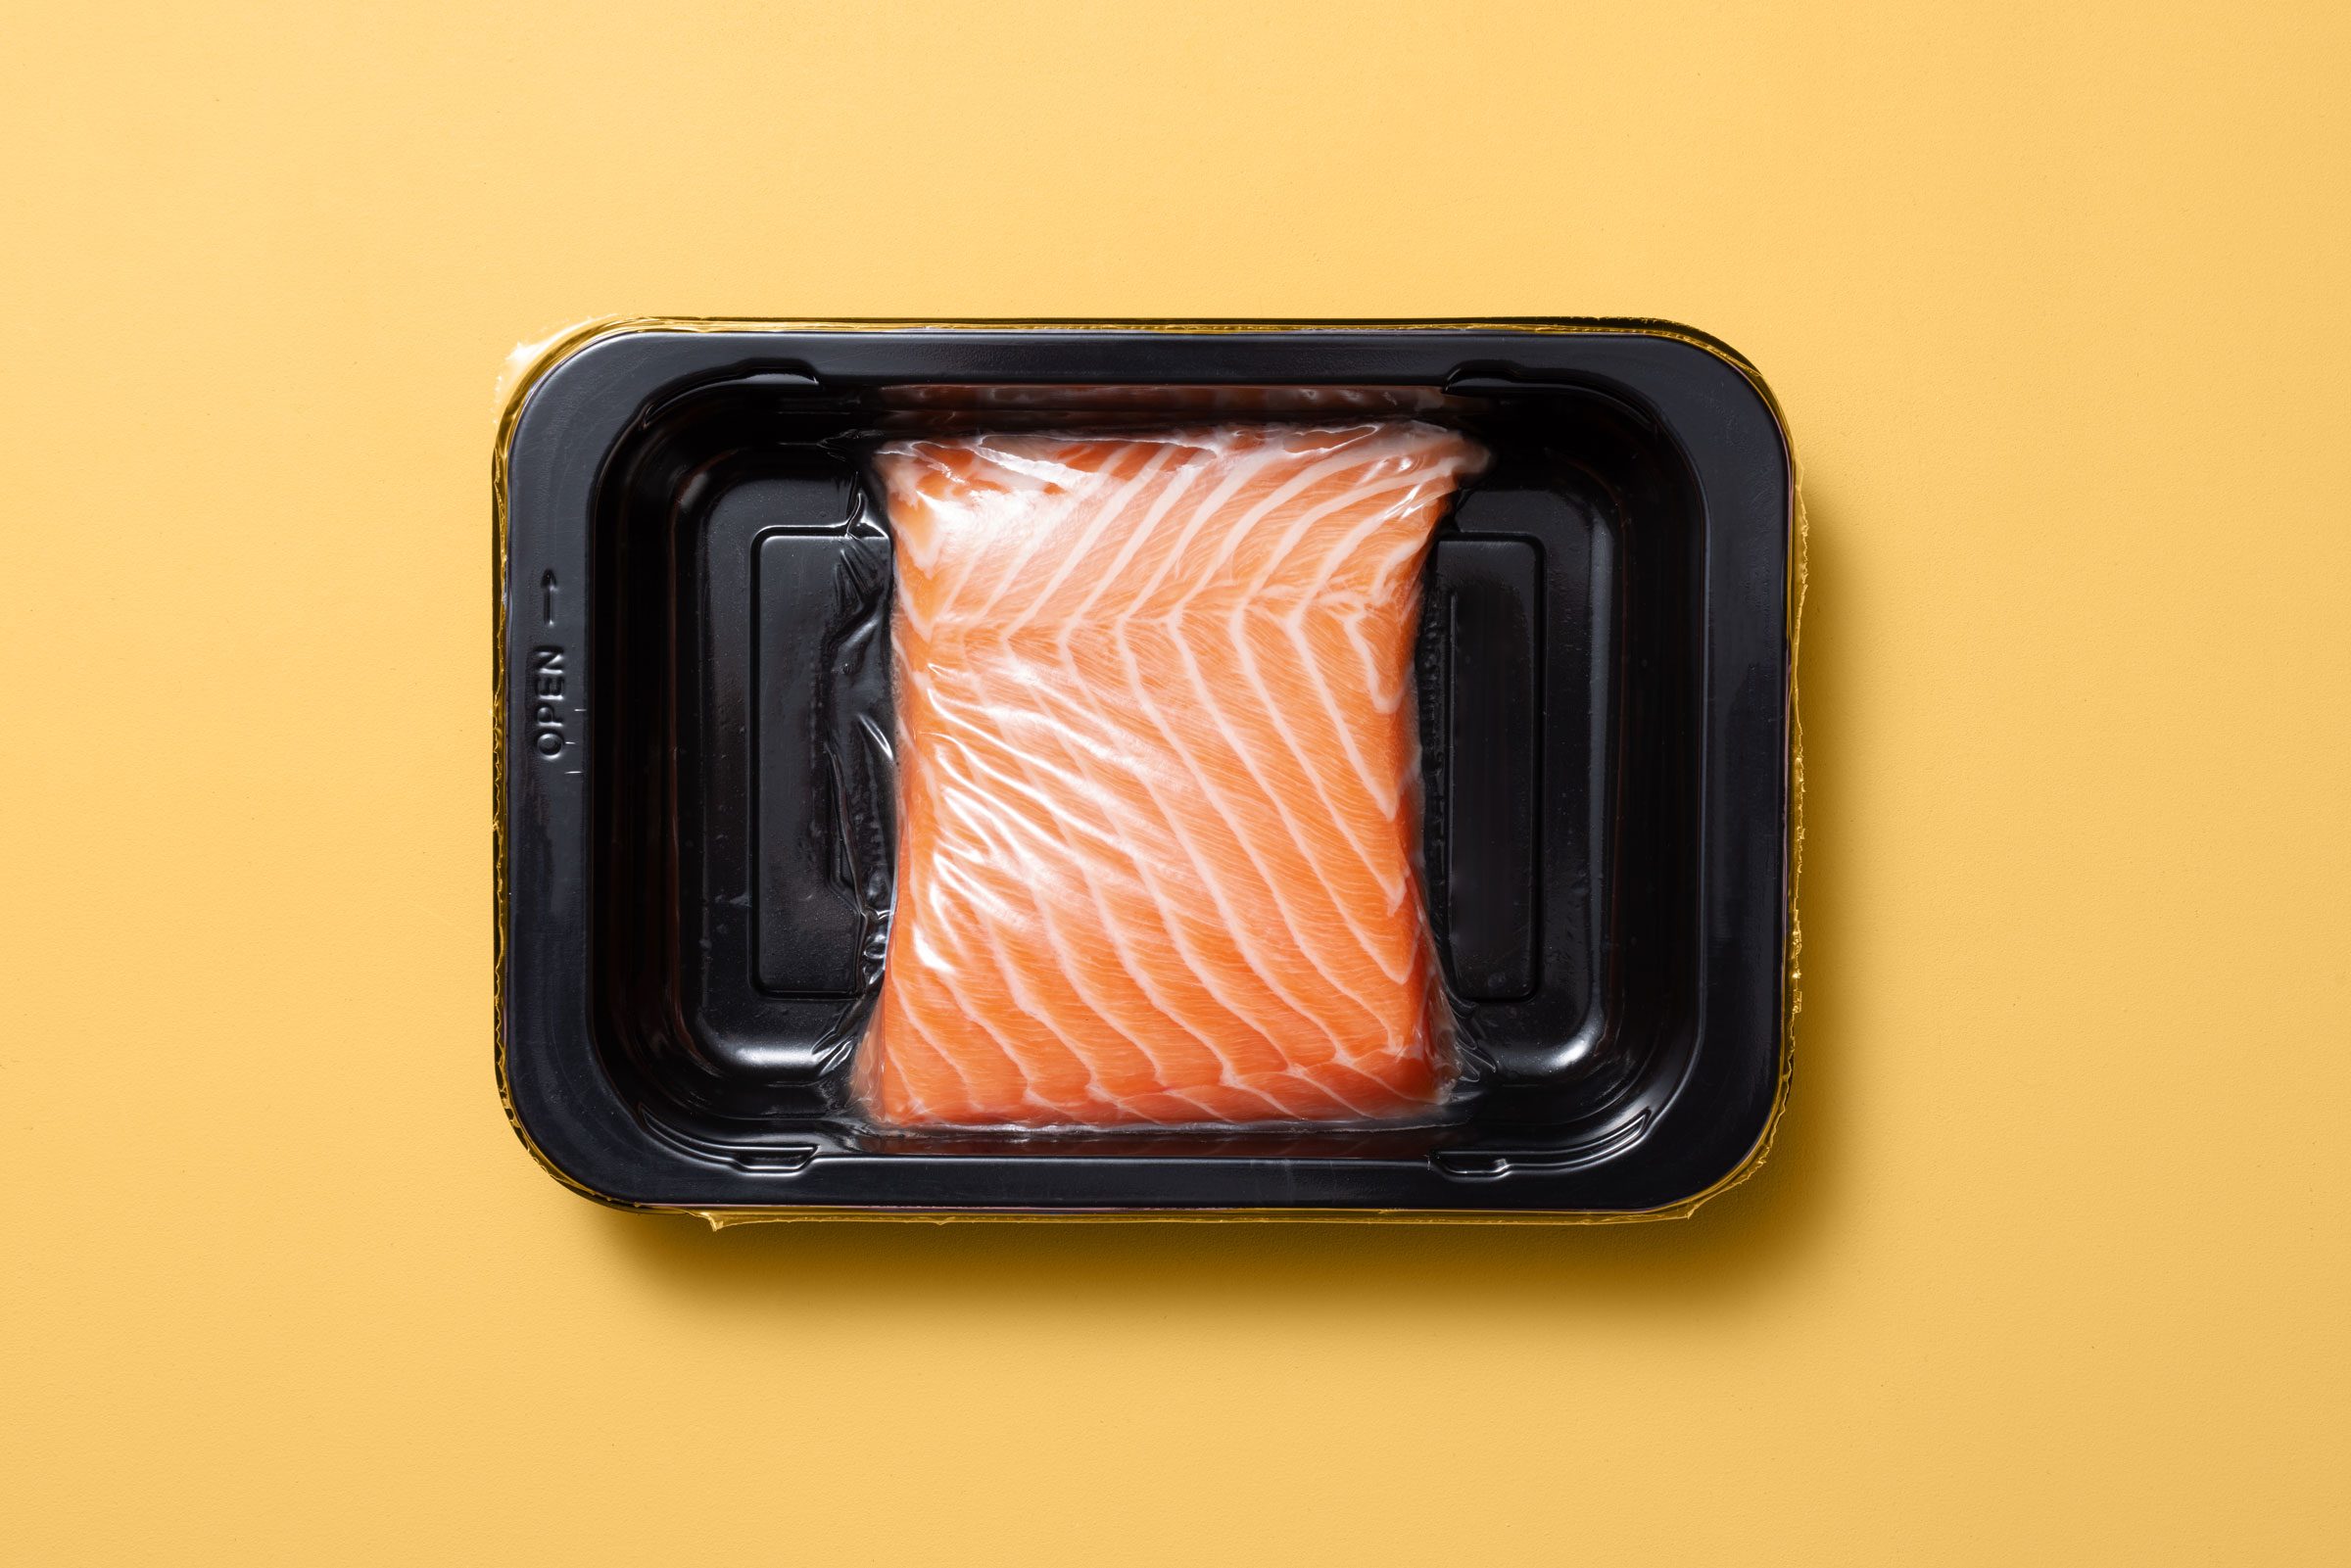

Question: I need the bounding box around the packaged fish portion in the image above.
[494,321,1798,1219]
[858,422,1487,1127]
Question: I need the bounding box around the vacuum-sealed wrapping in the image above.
[859,422,1484,1128]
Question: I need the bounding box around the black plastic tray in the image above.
[496,320,1796,1217]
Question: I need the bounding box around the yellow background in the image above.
[5,2,2346,1562]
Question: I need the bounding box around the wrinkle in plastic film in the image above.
[757,485,896,1071]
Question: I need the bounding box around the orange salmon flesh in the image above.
[854,421,1488,1128]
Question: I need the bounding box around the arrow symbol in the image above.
[541,569,557,626]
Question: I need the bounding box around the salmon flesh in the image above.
[855,421,1487,1127]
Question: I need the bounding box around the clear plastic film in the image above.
[849,420,1488,1129]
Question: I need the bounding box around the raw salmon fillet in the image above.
[856,421,1487,1127]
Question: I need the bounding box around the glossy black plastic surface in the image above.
[498,323,1793,1213]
